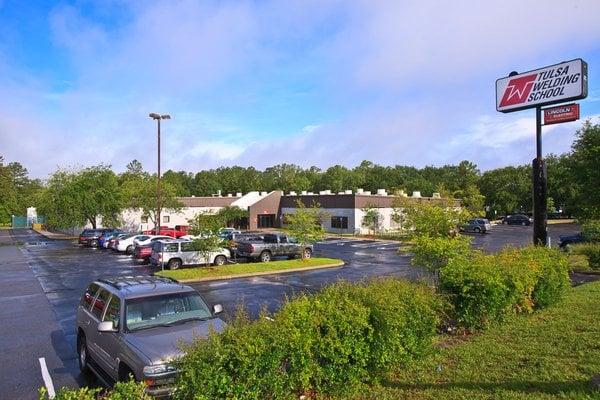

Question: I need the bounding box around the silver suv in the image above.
[150,239,231,270]
[76,276,225,397]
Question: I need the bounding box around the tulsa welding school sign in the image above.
[496,59,587,113]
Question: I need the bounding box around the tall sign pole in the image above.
[532,106,547,245]
[496,59,587,246]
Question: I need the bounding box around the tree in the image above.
[569,121,600,219]
[478,165,531,216]
[188,211,226,267]
[216,206,249,228]
[38,165,122,229]
[283,200,326,259]
[361,204,381,235]
[121,166,183,230]
[393,197,470,238]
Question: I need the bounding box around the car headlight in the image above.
[143,363,176,376]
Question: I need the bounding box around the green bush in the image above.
[519,246,570,307]
[440,246,570,328]
[410,234,473,271]
[39,380,147,400]
[572,242,600,270]
[175,279,441,399]
[581,220,600,242]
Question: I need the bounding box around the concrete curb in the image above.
[166,261,346,283]
[572,269,600,275]
[32,228,77,240]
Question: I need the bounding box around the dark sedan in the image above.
[502,214,532,226]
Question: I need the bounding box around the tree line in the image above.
[1,121,598,226]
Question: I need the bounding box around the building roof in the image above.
[178,196,240,207]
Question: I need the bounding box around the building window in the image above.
[331,216,348,229]
[258,214,275,228]
[163,215,170,223]
[141,216,148,223]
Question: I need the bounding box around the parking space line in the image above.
[38,357,55,399]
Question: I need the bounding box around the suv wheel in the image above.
[521,221,527,226]
[168,259,182,270]
[303,248,313,259]
[91,239,98,247]
[214,255,226,266]
[78,334,90,373]
[260,251,272,263]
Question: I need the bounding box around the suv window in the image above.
[264,234,277,243]
[81,283,99,308]
[92,289,111,320]
[181,242,196,252]
[104,296,120,329]
[164,243,179,252]
[279,236,288,243]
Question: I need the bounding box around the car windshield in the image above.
[125,292,212,331]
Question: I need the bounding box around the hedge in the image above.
[572,242,600,270]
[440,246,569,329]
[174,279,441,399]
[39,380,148,400]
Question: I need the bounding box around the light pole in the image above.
[149,113,171,235]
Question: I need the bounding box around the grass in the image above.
[349,280,600,400]
[155,257,343,281]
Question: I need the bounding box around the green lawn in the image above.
[352,280,600,400]
[155,257,343,281]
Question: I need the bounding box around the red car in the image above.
[142,225,189,238]
[133,245,153,263]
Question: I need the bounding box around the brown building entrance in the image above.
[257,214,276,228]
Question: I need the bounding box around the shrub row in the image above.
[174,279,441,399]
[439,246,570,328]
[572,242,600,270]
[39,380,148,400]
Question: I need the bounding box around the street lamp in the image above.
[149,113,171,235]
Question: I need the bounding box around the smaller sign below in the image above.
[543,103,580,125]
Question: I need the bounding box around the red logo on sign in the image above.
[499,74,538,107]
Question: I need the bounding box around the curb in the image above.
[572,269,600,275]
[32,228,78,240]
[165,261,346,283]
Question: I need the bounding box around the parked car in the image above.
[133,235,174,247]
[558,233,586,250]
[79,229,102,246]
[142,225,189,238]
[502,214,532,226]
[76,275,225,397]
[115,235,150,254]
[98,229,124,249]
[460,218,492,234]
[133,245,153,263]
[236,233,313,262]
[149,239,230,270]
[108,233,129,250]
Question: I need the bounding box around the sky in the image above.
[1,0,600,179]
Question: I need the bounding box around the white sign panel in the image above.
[496,59,587,113]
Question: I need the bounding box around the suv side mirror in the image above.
[97,321,117,333]
[213,304,223,314]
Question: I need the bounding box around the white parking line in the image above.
[39,357,55,399]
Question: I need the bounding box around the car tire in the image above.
[474,227,481,233]
[77,334,90,373]
[521,221,526,226]
[119,364,135,382]
[260,251,272,263]
[303,248,312,259]
[503,220,508,225]
[168,259,182,270]
[214,255,226,266]
[126,245,133,254]
[91,239,98,247]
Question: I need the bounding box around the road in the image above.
[0,223,581,398]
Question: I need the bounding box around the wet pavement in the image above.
[1,223,583,397]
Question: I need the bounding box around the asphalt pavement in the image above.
[0,223,581,398]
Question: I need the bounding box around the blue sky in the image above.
[1,0,600,178]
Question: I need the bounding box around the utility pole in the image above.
[149,113,171,235]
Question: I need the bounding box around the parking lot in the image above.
[1,223,580,398]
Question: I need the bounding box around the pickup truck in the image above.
[236,233,313,262]
[143,225,189,238]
